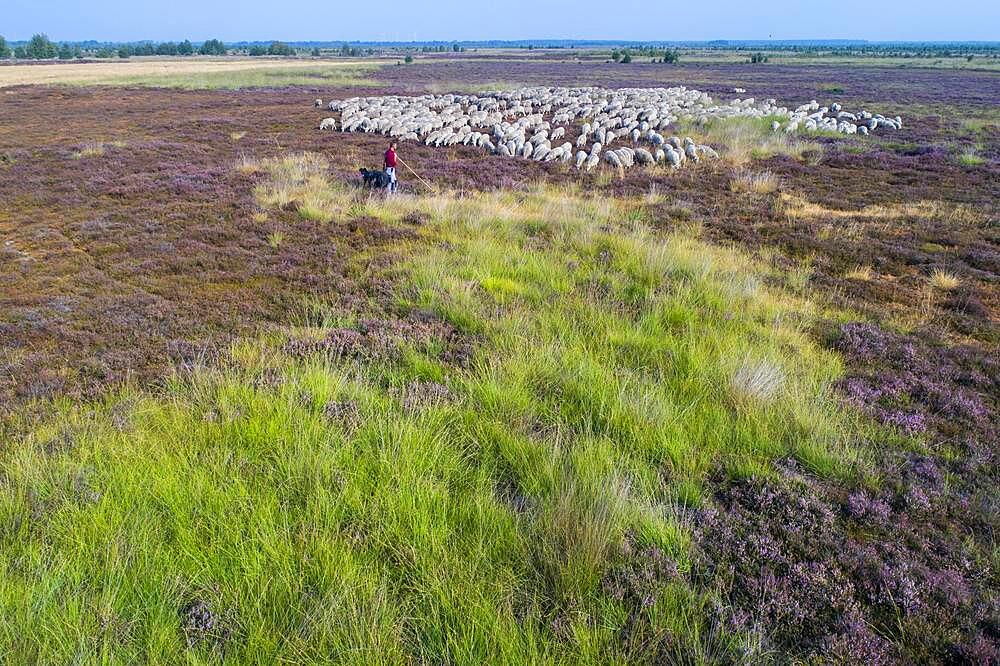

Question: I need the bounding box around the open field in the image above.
[1,57,997,663]
[0,57,381,88]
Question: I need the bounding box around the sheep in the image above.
[575,150,588,169]
[634,148,655,166]
[322,86,902,176]
[532,144,551,161]
[697,145,719,159]
[315,99,323,108]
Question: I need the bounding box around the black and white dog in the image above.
[359,168,392,190]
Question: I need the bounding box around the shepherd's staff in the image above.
[396,156,438,194]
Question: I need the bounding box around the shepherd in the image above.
[384,141,398,194]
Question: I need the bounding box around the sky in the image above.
[4,0,999,42]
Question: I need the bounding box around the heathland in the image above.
[0,51,997,663]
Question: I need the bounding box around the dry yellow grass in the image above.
[929,270,961,291]
[844,265,875,281]
[781,194,983,226]
[729,168,780,194]
[0,57,381,88]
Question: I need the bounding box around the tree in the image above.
[27,33,58,59]
[58,43,75,60]
[248,45,267,56]
[404,54,413,64]
[118,46,131,58]
[452,43,459,52]
[311,47,321,57]
[156,41,179,56]
[611,49,621,62]
[0,36,10,59]
[663,49,679,64]
[199,39,227,56]
[620,51,632,64]
[14,45,27,59]
[178,40,194,56]
[267,41,294,56]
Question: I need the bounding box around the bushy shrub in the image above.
[0,36,10,59]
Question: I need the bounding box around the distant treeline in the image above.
[0,33,203,59]
[0,34,389,59]
[2,34,998,61]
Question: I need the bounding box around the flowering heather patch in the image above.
[321,399,360,429]
[375,57,1000,109]
[832,322,996,459]
[694,472,998,662]
[399,379,453,411]
[283,315,463,362]
[181,598,231,652]
[0,86,405,408]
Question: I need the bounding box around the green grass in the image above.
[75,64,379,89]
[956,150,986,167]
[0,167,882,663]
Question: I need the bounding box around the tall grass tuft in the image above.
[729,168,780,194]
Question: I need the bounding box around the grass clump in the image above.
[956,150,985,167]
[245,152,344,221]
[728,168,780,194]
[929,270,961,291]
[844,265,874,281]
[71,140,126,159]
[0,171,882,662]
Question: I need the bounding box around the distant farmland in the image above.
[0,57,381,88]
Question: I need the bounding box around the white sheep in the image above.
[635,148,654,166]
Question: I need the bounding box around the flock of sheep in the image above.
[315,86,900,174]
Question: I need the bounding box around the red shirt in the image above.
[384,148,397,168]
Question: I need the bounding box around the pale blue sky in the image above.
[4,0,998,42]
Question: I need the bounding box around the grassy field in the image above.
[0,153,890,662]
[0,58,381,88]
